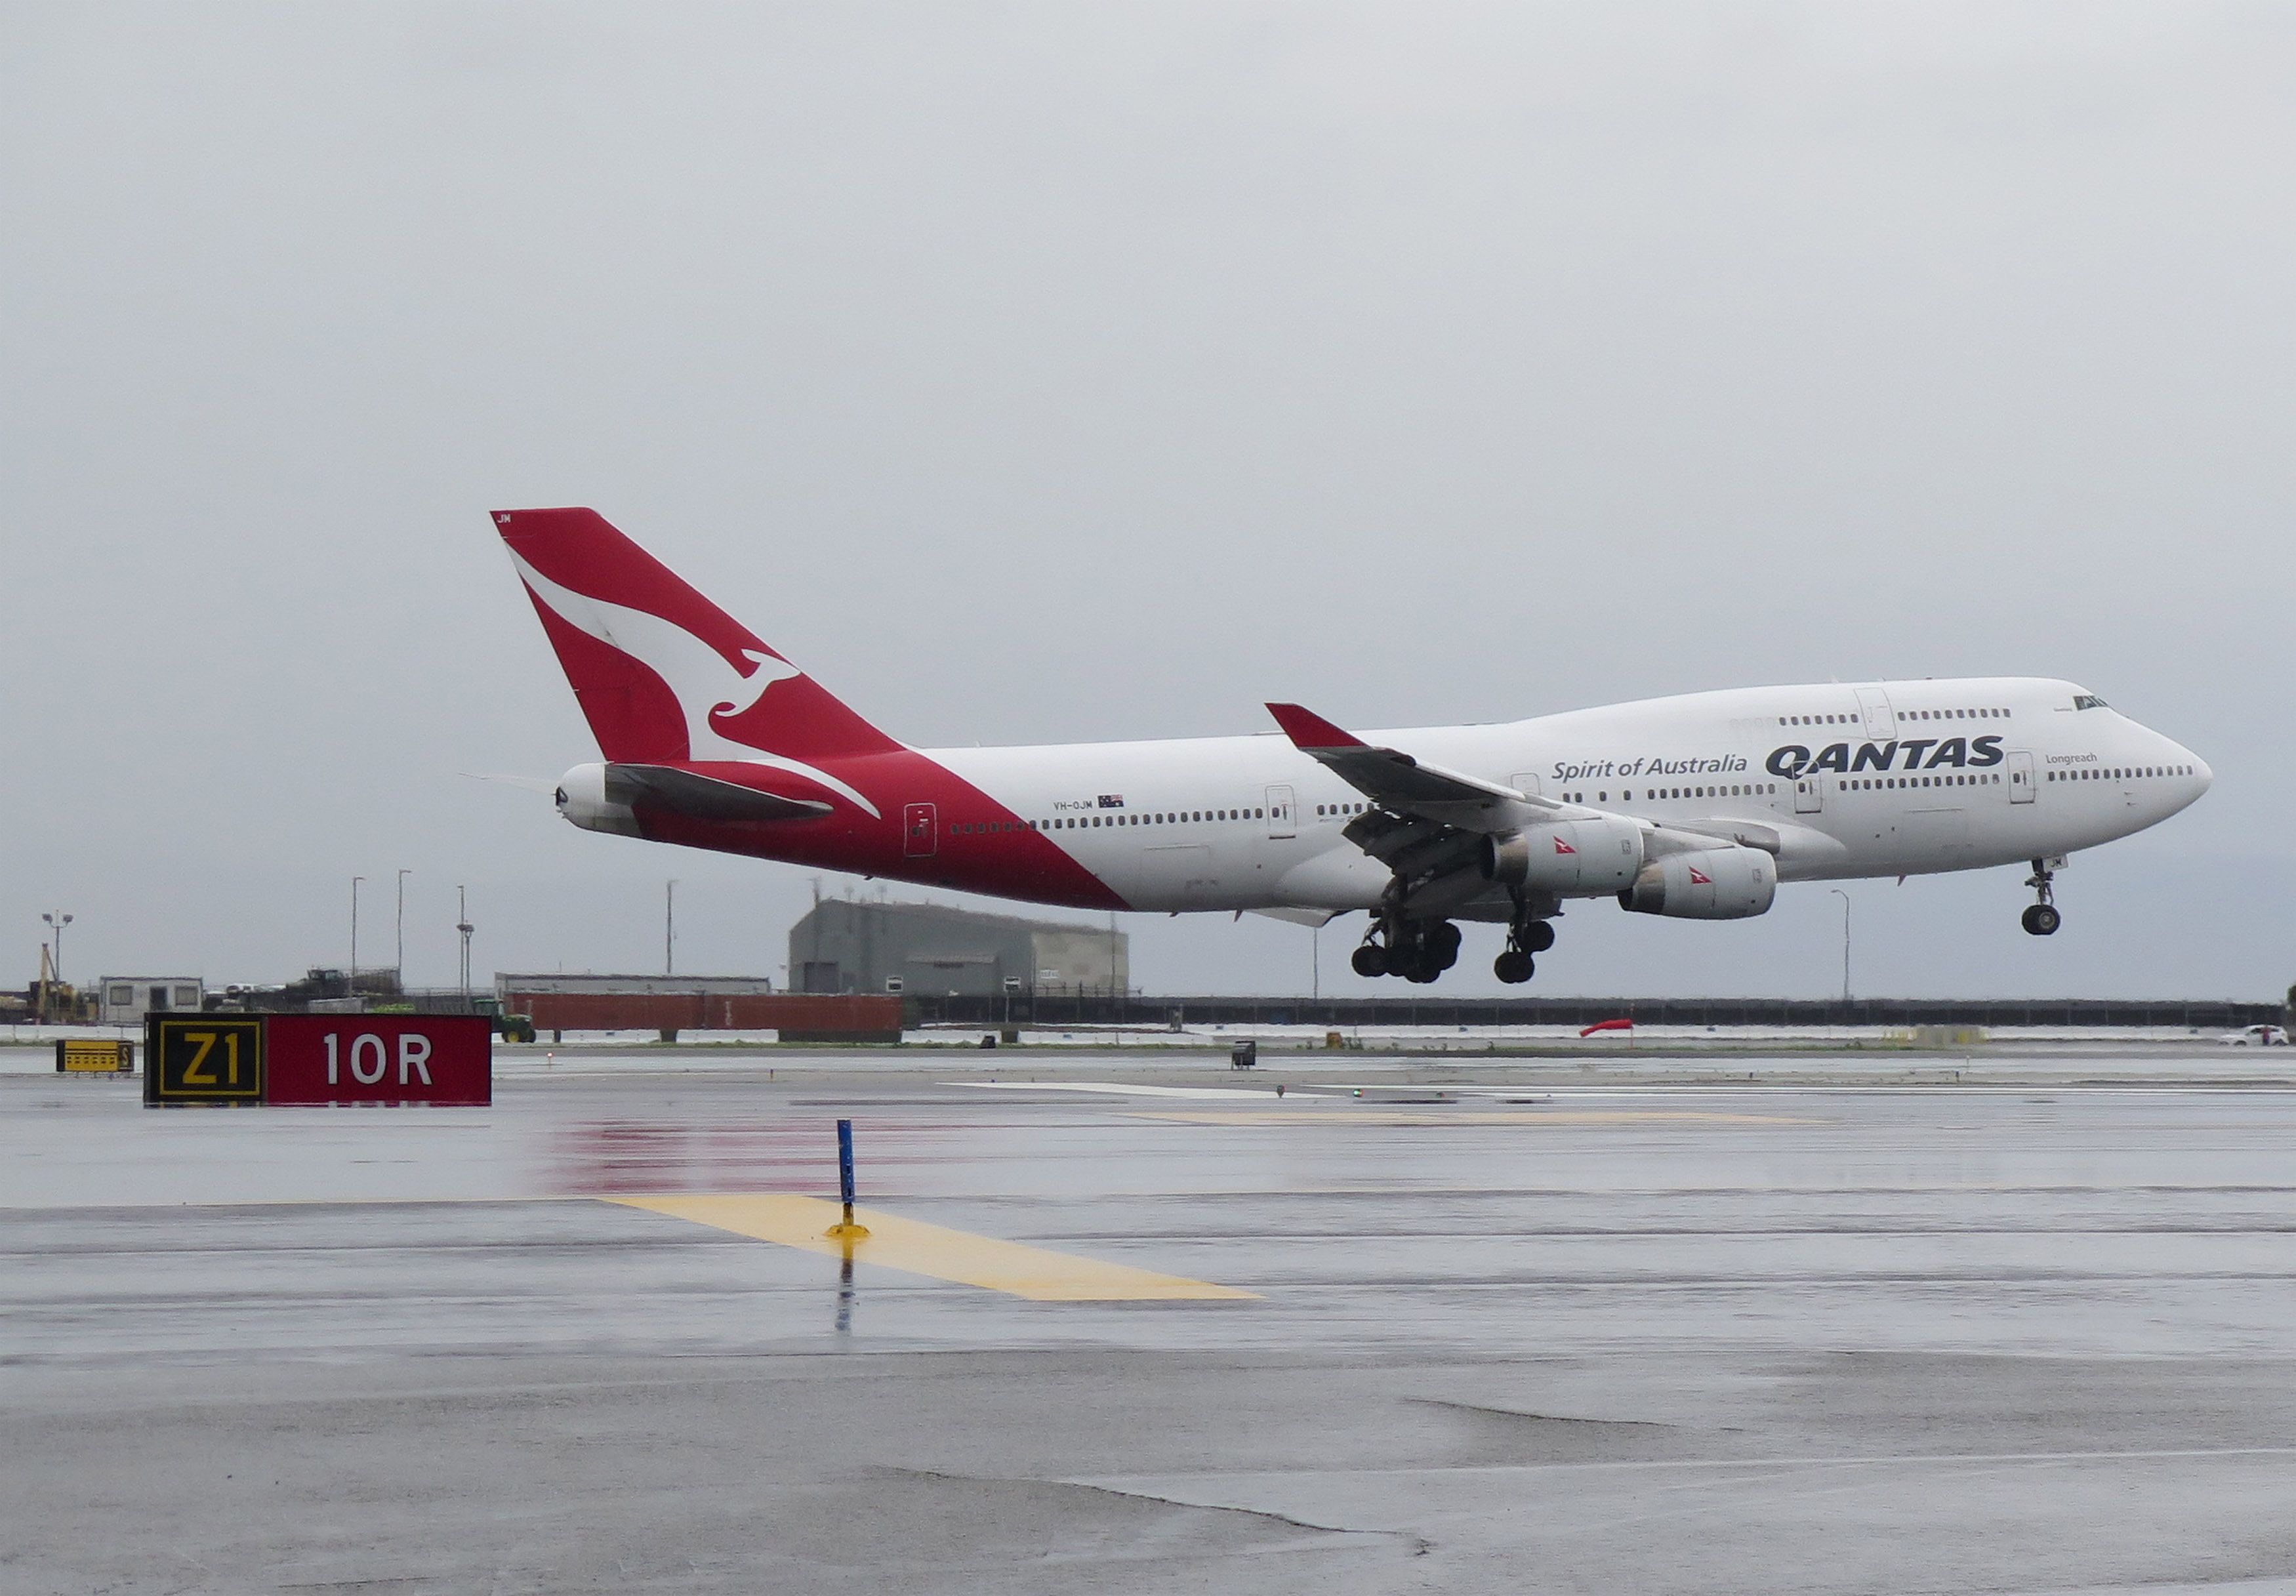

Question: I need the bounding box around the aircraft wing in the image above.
[1264,703,1559,834]
[604,764,835,823]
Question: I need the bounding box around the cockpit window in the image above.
[2072,694,2108,710]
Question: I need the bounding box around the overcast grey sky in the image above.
[5,3,2289,1002]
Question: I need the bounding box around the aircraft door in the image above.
[1263,785,1296,839]
[1794,775,1824,814]
[903,802,937,857]
[2006,750,2036,805]
[1855,688,1896,740]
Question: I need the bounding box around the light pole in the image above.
[350,876,364,1000]
[1108,912,1121,1029]
[41,912,72,1023]
[1828,888,1852,1004]
[41,912,72,983]
[457,884,474,1000]
[665,880,676,976]
[396,869,411,991]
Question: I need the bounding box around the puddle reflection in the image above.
[549,1120,834,1194]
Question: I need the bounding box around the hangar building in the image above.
[789,899,1128,997]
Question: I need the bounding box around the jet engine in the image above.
[1479,816,1645,894]
[1616,846,1776,920]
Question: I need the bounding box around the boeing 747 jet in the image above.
[497,508,2211,985]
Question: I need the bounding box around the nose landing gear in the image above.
[2021,859,2062,936]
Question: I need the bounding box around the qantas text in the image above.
[1765,735,2003,778]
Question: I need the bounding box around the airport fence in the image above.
[909,992,2286,1031]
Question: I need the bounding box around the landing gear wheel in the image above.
[1497,912,1555,983]
[1429,921,1462,971]
[2021,857,2060,936]
[1360,910,1464,983]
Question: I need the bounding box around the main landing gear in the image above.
[1351,914,1558,985]
[2021,858,2062,937]
[1351,916,1462,984]
[1493,918,1555,985]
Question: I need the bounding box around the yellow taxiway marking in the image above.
[1128,1109,1816,1127]
[605,1193,1258,1301]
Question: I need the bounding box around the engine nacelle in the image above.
[1480,815,1645,894]
[554,762,642,838]
[1617,846,1776,920]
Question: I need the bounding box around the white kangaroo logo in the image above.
[510,550,883,818]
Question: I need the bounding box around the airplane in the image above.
[495,507,2213,985]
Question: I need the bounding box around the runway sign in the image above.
[266,1015,491,1106]
[146,1017,264,1105]
[143,1014,490,1106]
[56,1038,133,1074]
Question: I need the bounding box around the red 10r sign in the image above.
[265,1015,492,1106]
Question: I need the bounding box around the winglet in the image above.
[1265,703,1367,750]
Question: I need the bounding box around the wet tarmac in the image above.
[9,1051,2296,1593]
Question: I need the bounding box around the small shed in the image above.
[96,976,205,1026]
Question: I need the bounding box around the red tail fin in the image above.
[493,508,901,764]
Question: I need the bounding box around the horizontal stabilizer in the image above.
[604,764,834,823]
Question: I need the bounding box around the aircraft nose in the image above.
[2163,739,2211,798]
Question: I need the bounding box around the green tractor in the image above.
[471,994,535,1044]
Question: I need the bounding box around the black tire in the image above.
[1523,920,1556,954]
[1351,943,1388,977]
[2022,903,2061,937]
[1494,950,1534,985]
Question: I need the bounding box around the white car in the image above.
[2221,1025,2291,1046]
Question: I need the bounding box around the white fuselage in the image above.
[923,677,2209,916]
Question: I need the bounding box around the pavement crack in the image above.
[1408,1397,1677,1427]
[877,1466,1435,1555]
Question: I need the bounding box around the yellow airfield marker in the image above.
[1129,1109,1816,1127]
[605,1193,1258,1302]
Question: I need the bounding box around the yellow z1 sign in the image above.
[146,1017,264,1105]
